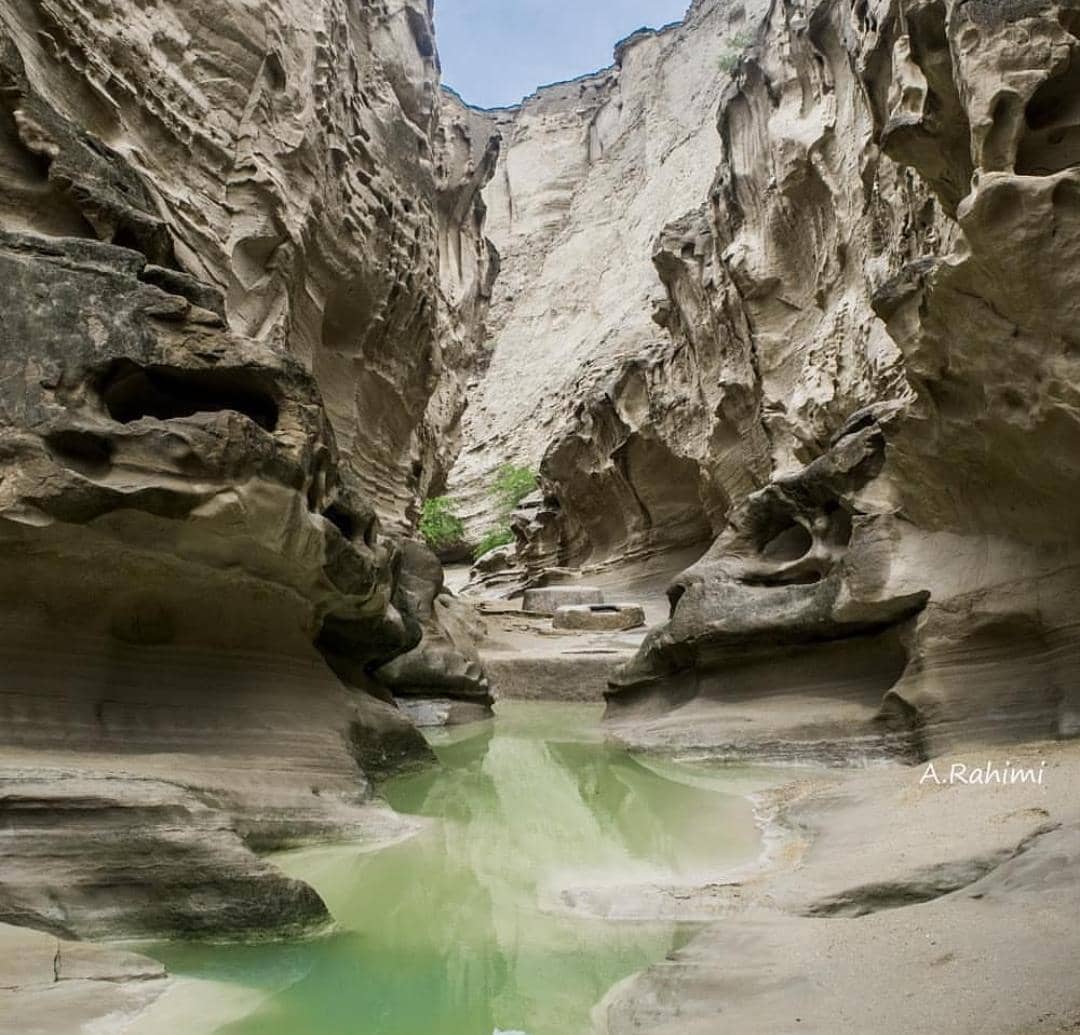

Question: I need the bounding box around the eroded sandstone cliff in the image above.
[0,0,496,938]
[447,0,770,565]
[450,0,1080,760]
[606,0,1080,759]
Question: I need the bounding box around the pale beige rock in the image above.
[448,0,771,563]
[597,741,1080,1035]
[607,0,1080,758]
[553,604,646,632]
[522,585,605,614]
[0,923,168,1035]
[484,654,626,703]
[581,0,1080,1028]
[0,0,494,948]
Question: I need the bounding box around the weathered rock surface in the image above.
[0,0,498,530]
[0,922,168,1035]
[447,0,770,562]
[0,0,495,944]
[0,772,330,939]
[375,540,494,723]
[603,0,1080,759]
[522,585,605,614]
[553,604,646,632]
[443,0,1080,759]
[424,0,1080,1031]
[596,742,1080,1034]
[0,227,430,938]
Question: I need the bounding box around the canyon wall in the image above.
[448,0,770,563]
[607,0,1080,758]
[0,0,495,939]
[454,0,1080,758]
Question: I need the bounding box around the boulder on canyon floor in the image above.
[376,540,494,724]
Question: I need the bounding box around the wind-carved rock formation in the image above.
[604,0,1080,760]
[422,87,502,502]
[0,0,497,939]
[448,0,770,562]
[376,540,494,726]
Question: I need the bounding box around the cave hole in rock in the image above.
[322,279,375,353]
[742,567,824,587]
[44,428,116,476]
[96,359,280,431]
[613,434,713,546]
[1016,52,1080,175]
[823,499,854,546]
[263,52,287,92]
[306,455,329,512]
[323,503,357,540]
[112,224,145,253]
[760,521,814,562]
[746,502,815,561]
[697,625,911,709]
[322,502,376,546]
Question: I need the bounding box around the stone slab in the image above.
[521,586,604,614]
[553,604,646,632]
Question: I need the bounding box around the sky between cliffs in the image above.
[435,0,691,109]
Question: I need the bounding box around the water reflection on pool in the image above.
[151,701,759,1035]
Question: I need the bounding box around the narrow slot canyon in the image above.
[2,1,1080,1034]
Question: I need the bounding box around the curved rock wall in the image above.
[0,0,496,938]
[447,0,769,564]
[608,0,1080,756]
[1,0,496,532]
[445,0,1080,756]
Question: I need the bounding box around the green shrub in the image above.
[419,496,465,550]
[473,526,514,560]
[718,31,754,73]
[492,464,537,516]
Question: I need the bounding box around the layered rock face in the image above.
[442,0,1080,758]
[600,0,1080,757]
[0,0,495,938]
[376,539,494,725]
[448,0,769,564]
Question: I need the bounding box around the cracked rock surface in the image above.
[0,922,167,1035]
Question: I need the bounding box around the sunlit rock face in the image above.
[447,0,771,565]
[608,0,1080,758]
[0,0,495,937]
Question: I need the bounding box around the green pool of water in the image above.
[150,701,759,1035]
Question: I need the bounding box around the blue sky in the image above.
[435,0,691,109]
